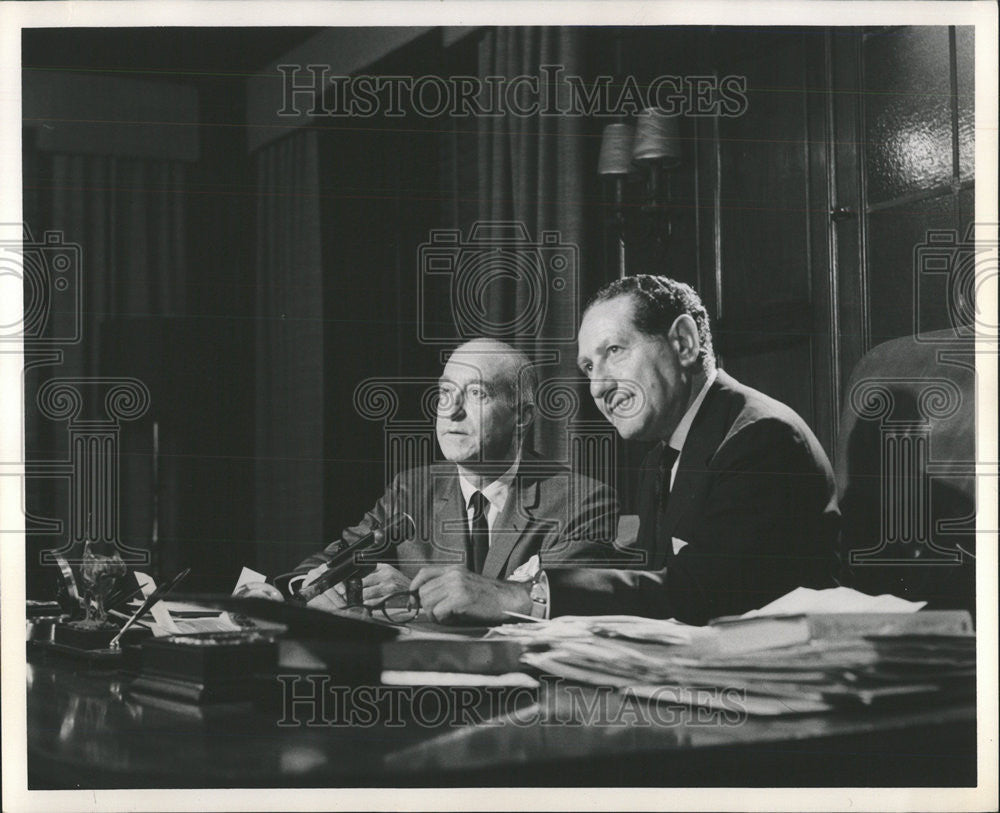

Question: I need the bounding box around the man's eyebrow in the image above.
[438,376,493,391]
[577,342,605,368]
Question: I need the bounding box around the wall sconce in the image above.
[633,107,681,233]
[598,123,635,278]
[598,108,682,276]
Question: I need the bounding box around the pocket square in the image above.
[508,554,541,583]
[672,537,689,555]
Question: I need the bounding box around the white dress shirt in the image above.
[457,457,520,542]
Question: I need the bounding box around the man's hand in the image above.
[301,563,348,613]
[410,565,532,625]
[361,563,411,606]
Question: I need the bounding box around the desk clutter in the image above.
[29,558,250,662]
[29,562,976,719]
[513,589,975,716]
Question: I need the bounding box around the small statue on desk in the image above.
[49,542,130,650]
[46,544,148,653]
[77,542,128,629]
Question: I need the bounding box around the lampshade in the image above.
[597,123,636,175]
[632,108,681,167]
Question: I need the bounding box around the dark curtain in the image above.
[445,27,591,462]
[250,29,603,573]
[23,150,187,591]
[253,129,325,578]
[42,154,188,376]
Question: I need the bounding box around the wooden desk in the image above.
[27,648,976,788]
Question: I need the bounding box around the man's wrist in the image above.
[528,570,550,619]
[506,580,534,616]
[500,558,549,620]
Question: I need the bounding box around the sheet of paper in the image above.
[740,586,926,618]
[489,614,708,646]
[132,572,242,635]
[125,598,222,615]
[172,615,243,634]
[133,571,181,636]
[380,671,540,687]
[626,684,832,716]
[233,566,269,592]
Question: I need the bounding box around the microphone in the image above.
[291,512,416,604]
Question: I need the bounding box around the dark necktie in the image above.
[466,490,490,574]
[655,444,680,553]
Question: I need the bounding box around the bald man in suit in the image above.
[292,339,620,620]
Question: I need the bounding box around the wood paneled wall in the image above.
[609,26,974,468]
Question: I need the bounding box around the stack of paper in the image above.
[489,614,711,646]
[518,588,976,717]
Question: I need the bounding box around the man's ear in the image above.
[669,314,702,368]
[516,402,535,431]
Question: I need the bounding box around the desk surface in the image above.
[27,648,977,788]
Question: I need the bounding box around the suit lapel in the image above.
[481,473,538,579]
[660,375,729,548]
[430,468,468,566]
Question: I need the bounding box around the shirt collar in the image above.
[668,369,718,454]
[457,456,520,512]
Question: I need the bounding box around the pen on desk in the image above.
[109,567,190,650]
[107,608,151,627]
[105,583,146,612]
[502,610,542,623]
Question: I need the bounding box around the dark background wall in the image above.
[21,25,974,592]
[579,25,975,511]
[22,28,320,592]
[609,25,974,453]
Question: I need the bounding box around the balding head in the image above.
[436,339,536,476]
[446,339,537,409]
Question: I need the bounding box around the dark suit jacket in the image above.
[547,371,840,624]
[294,453,621,581]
